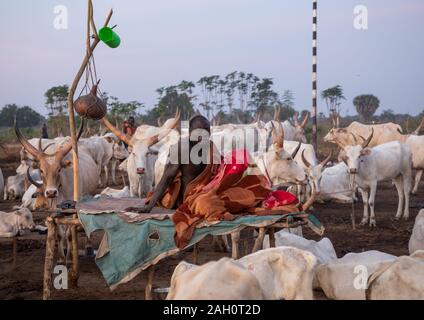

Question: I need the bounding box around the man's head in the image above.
[189,115,210,144]
[128,116,135,127]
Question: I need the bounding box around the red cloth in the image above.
[262,190,299,209]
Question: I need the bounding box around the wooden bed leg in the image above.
[145,265,155,300]
[252,227,266,253]
[12,238,17,269]
[269,228,276,248]
[192,243,199,264]
[43,217,57,300]
[231,231,240,259]
[69,224,79,288]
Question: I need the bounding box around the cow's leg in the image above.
[97,163,103,187]
[402,173,411,220]
[412,170,422,195]
[393,177,404,220]
[104,165,109,186]
[368,182,377,227]
[111,158,117,185]
[359,188,369,225]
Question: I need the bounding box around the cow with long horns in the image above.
[336,129,412,226]
[101,110,181,197]
[255,122,308,188]
[14,120,99,208]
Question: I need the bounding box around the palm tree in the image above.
[321,85,345,127]
[353,94,380,123]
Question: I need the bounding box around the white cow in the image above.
[409,209,424,255]
[366,251,424,300]
[79,136,114,186]
[254,123,307,188]
[263,231,337,265]
[103,133,129,185]
[318,162,355,203]
[316,250,397,300]
[336,130,412,226]
[167,258,264,300]
[94,186,130,199]
[4,174,25,200]
[265,109,309,144]
[101,111,180,197]
[0,206,35,237]
[167,247,317,300]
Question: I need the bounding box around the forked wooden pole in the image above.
[66,1,113,287]
[42,217,57,300]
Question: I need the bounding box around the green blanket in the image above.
[79,212,322,289]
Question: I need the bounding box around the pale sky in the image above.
[0,0,423,117]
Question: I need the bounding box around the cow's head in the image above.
[264,122,307,187]
[12,206,35,231]
[337,129,374,175]
[323,127,355,145]
[301,150,332,195]
[15,120,84,199]
[101,110,180,176]
[103,134,129,161]
[293,112,309,143]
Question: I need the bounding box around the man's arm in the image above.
[125,163,180,213]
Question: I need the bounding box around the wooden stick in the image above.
[192,243,199,264]
[69,225,79,287]
[231,231,240,259]
[145,265,155,300]
[252,227,266,252]
[65,2,113,289]
[42,217,57,300]
[269,228,276,248]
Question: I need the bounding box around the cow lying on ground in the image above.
[316,250,396,300]
[366,251,424,300]
[409,209,424,255]
[94,186,130,199]
[0,206,35,237]
[167,247,317,300]
[3,174,25,200]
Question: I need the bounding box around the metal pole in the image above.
[312,0,318,151]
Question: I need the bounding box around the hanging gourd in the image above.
[74,83,107,120]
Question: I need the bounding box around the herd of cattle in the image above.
[0,110,423,299]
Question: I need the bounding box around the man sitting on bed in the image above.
[125,114,220,213]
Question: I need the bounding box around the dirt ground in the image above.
[0,143,422,300]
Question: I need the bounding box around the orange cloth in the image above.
[172,149,271,249]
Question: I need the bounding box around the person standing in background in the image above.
[41,123,49,139]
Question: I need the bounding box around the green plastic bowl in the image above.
[98,27,121,48]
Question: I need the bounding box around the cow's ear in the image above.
[61,160,73,168]
[360,148,371,156]
[104,136,113,143]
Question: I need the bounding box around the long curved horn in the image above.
[291,141,302,159]
[301,149,311,168]
[38,137,43,152]
[144,109,180,147]
[302,190,316,212]
[301,112,309,128]
[271,122,280,148]
[274,107,281,121]
[361,128,374,149]
[157,117,163,127]
[293,112,299,127]
[350,133,358,144]
[101,117,132,146]
[27,167,43,188]
[413,117,424,135]
[319,150,333,167]
[15,121,43,160]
